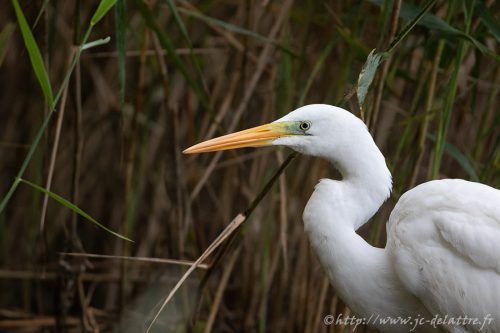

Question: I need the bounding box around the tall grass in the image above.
[0,1,498,332]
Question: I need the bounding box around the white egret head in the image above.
[184,105,367,158]
[183,104,382,179]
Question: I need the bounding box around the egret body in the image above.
[184,104,500,333]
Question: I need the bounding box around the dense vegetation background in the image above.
[0,0,498,332]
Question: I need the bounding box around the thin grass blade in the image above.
[369,0,460,36]
[443,142,480,182]
[91,0,118,26]
[134,0,206,104]
[298,36,337,106]
[178,7,297,57]
[335,26,370,57]
[387,0,437,53]
[427,134,480,181]
[0,23,15,66]
[12,0,54,108]
[475,1,500,42]
[115,0,126,105]
[162,0,207,95]
[33,0,50,28]
[163,0,191,46]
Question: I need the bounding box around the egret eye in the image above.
[299,121,311,131]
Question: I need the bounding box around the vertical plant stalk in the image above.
[258,223,284,333]
[392,65,429,169]
[164,0,209,95]
[118,16,149,316]
[152,35,188,254]
[310,277,330,333]
[39,50,74,233]
[431,1,474,179]
[123,31,149,246]
[71,57,83,238]
[203,248,240,333]
[77,276,93,331]
[409,41,444,187]
[431,42,467,178]
[368,0,401,131]
[115,0,126,106]
[475,66,500,163]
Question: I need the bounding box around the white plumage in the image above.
[387,179,500,333]
[184,104,500,333]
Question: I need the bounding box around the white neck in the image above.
[327,131,392,230]
[302,136,427,326]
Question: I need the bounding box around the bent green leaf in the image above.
[19,178,134,242]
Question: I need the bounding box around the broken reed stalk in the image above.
[146,151,298,332]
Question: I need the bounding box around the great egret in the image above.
[184,104,500,333]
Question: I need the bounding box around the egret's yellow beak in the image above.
[183,122,291,154]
